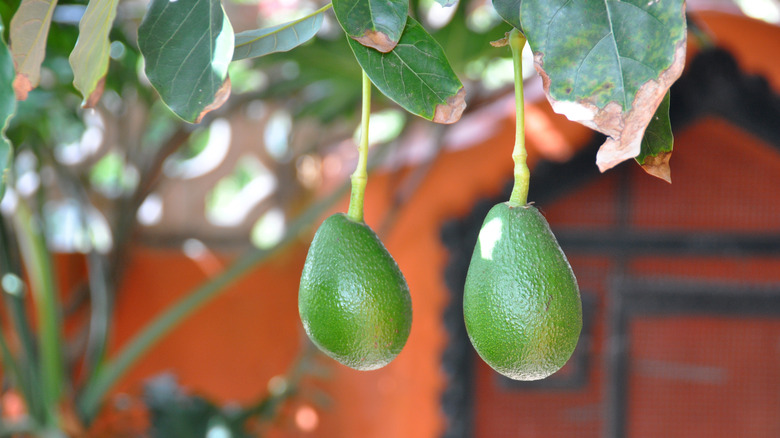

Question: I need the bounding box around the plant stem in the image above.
[12,200,64,426]
[347,70,371,222]
[0,324,27,402]
[0,217,45,422]
[44,148,114,398]
[507,28,529,207]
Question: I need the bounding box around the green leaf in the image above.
[434,0,460,8]
[138,0,234,123]
[233,4,328,61]
[0,20,17,199]
[333,0,408,52]
[492,0,521,31]
[521,0,686,172]
[69,0,119,108]
[636,90,672,183]
[347,17,466,124]
[9,0,58,100]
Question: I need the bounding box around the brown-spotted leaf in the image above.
[69,0,119,108]
[636,90,673,182]
[355,30,395,53]
[433,87,467,124]
[333,0,407,52]
[12,74,32,100]
[82,76,106,109]
[641,151,671,182]
[522,0,687,172]
[138,0,234,123]
[347,17,466,124]
[196,77,231,123]
[9,0,58,100]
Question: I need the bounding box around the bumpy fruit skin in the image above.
[463,203,582,380]
[298,213,412,370]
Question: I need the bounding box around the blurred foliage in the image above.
[2,0,513,223]
[144,375,253,438]
[0,0,516,435]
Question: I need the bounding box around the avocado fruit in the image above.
[299,213,412,370]
[463,203,582,380]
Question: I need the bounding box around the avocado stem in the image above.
[348,70,372,222]
[507,28,529,208]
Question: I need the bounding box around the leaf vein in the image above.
[389,50,447,102]
[604,0,626,107]
[544,0,573,52]
[157,2,201,59]
[170,31,209,91]
[573,33,613,96]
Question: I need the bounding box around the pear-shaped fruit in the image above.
[463,203,582,380]
[299,213,412,370]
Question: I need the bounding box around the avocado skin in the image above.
[298,213,412,370]
[463,203,582,380]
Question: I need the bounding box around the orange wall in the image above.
[94,92,590,436]
[85,9,780,437]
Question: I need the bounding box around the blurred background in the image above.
[0,0,779,436]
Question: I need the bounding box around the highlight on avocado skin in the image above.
[298,213,412,371]
[463,202,582,381]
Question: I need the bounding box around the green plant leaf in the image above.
[635,90,672,183]
[333,0,408,52]
[12,201,65,424]
[492,0,521,30]
[69,0,119,108]
[434,0,459,8]
[138,0,234,123]
[521,0,686,172]
[347,17,466,124]
[0,20,16,199]
[233,4,328,61]
[9,0,57,100]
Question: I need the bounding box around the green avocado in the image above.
[463,203,582,380]
[298,213,412,370]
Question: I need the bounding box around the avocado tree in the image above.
[0,0,686,434]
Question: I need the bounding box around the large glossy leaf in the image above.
[521,0,686,172]
[0,21,17,199]
[348,17,466,124]
[492,0,521,31]
[8,0,57,100]
[69,0,120,108]
[636,90,672,183]
[138,0,234,123]
[233,5,327,61]
[333,0,408,52]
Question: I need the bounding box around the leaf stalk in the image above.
[347,70,371,222]
[507,28,529,207]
